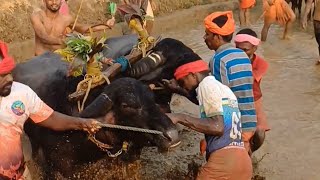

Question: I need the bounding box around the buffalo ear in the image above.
[80,93,113,118]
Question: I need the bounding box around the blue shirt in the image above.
[211,43,257,132]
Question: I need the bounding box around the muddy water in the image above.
[140,6,320,180]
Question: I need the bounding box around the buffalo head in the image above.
[80,77,180,156]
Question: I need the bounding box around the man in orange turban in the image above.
[261,0,296,41]
[166,60,252,180]
[204,11,258,157]
[204,11,235,38]
[239,0,256,26]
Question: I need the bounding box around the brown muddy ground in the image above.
[18,1,320,180]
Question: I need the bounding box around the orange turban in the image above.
[0,41,15,75]
[174,60,209,80]
[204,11,235,36]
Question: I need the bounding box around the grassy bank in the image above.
[1,0,237,61]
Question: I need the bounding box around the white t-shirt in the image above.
[0,82,53,179]
[197,76,238,118]
[196,76,243,154]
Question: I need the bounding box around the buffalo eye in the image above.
[121,103,129,109]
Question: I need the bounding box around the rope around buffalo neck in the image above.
[88,123,164,158]
[96,122,164,136]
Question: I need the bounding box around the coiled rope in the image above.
[77,60,110,112]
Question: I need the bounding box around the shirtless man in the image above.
[302,0,320,64]
[31,0,115,56]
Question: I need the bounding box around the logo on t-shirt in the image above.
[11,100,25,116]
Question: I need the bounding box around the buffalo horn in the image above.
[80,93,113,118]
[127,52,165,78]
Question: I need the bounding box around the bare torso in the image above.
[32,10,73,56]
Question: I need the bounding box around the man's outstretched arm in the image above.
[37,111,99,133]
[166,113,224,136]
[72,17,115,34]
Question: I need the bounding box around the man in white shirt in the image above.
[166,60,252,179]
[0,41,100,180]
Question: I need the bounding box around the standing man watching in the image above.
[120,0,157,34]
[239,0,256,26]
[261,0,296,41]
[203,11,257,152]
[31,0,116,56]
[0,41,100,180]
[302,0,320,64]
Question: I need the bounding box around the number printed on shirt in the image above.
[230,111,241,140]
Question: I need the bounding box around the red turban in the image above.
[204,11,235,36]
[174,60,209,80]
[0,41,15,75]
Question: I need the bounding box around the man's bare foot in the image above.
[281,35,292,40]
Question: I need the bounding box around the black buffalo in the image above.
[126,38,202,107]
[13,53,180,178]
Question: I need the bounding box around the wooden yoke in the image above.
[102,48,143,80]
[67,48,141,102]
[67,36,161,103]
[67,4,161,103]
